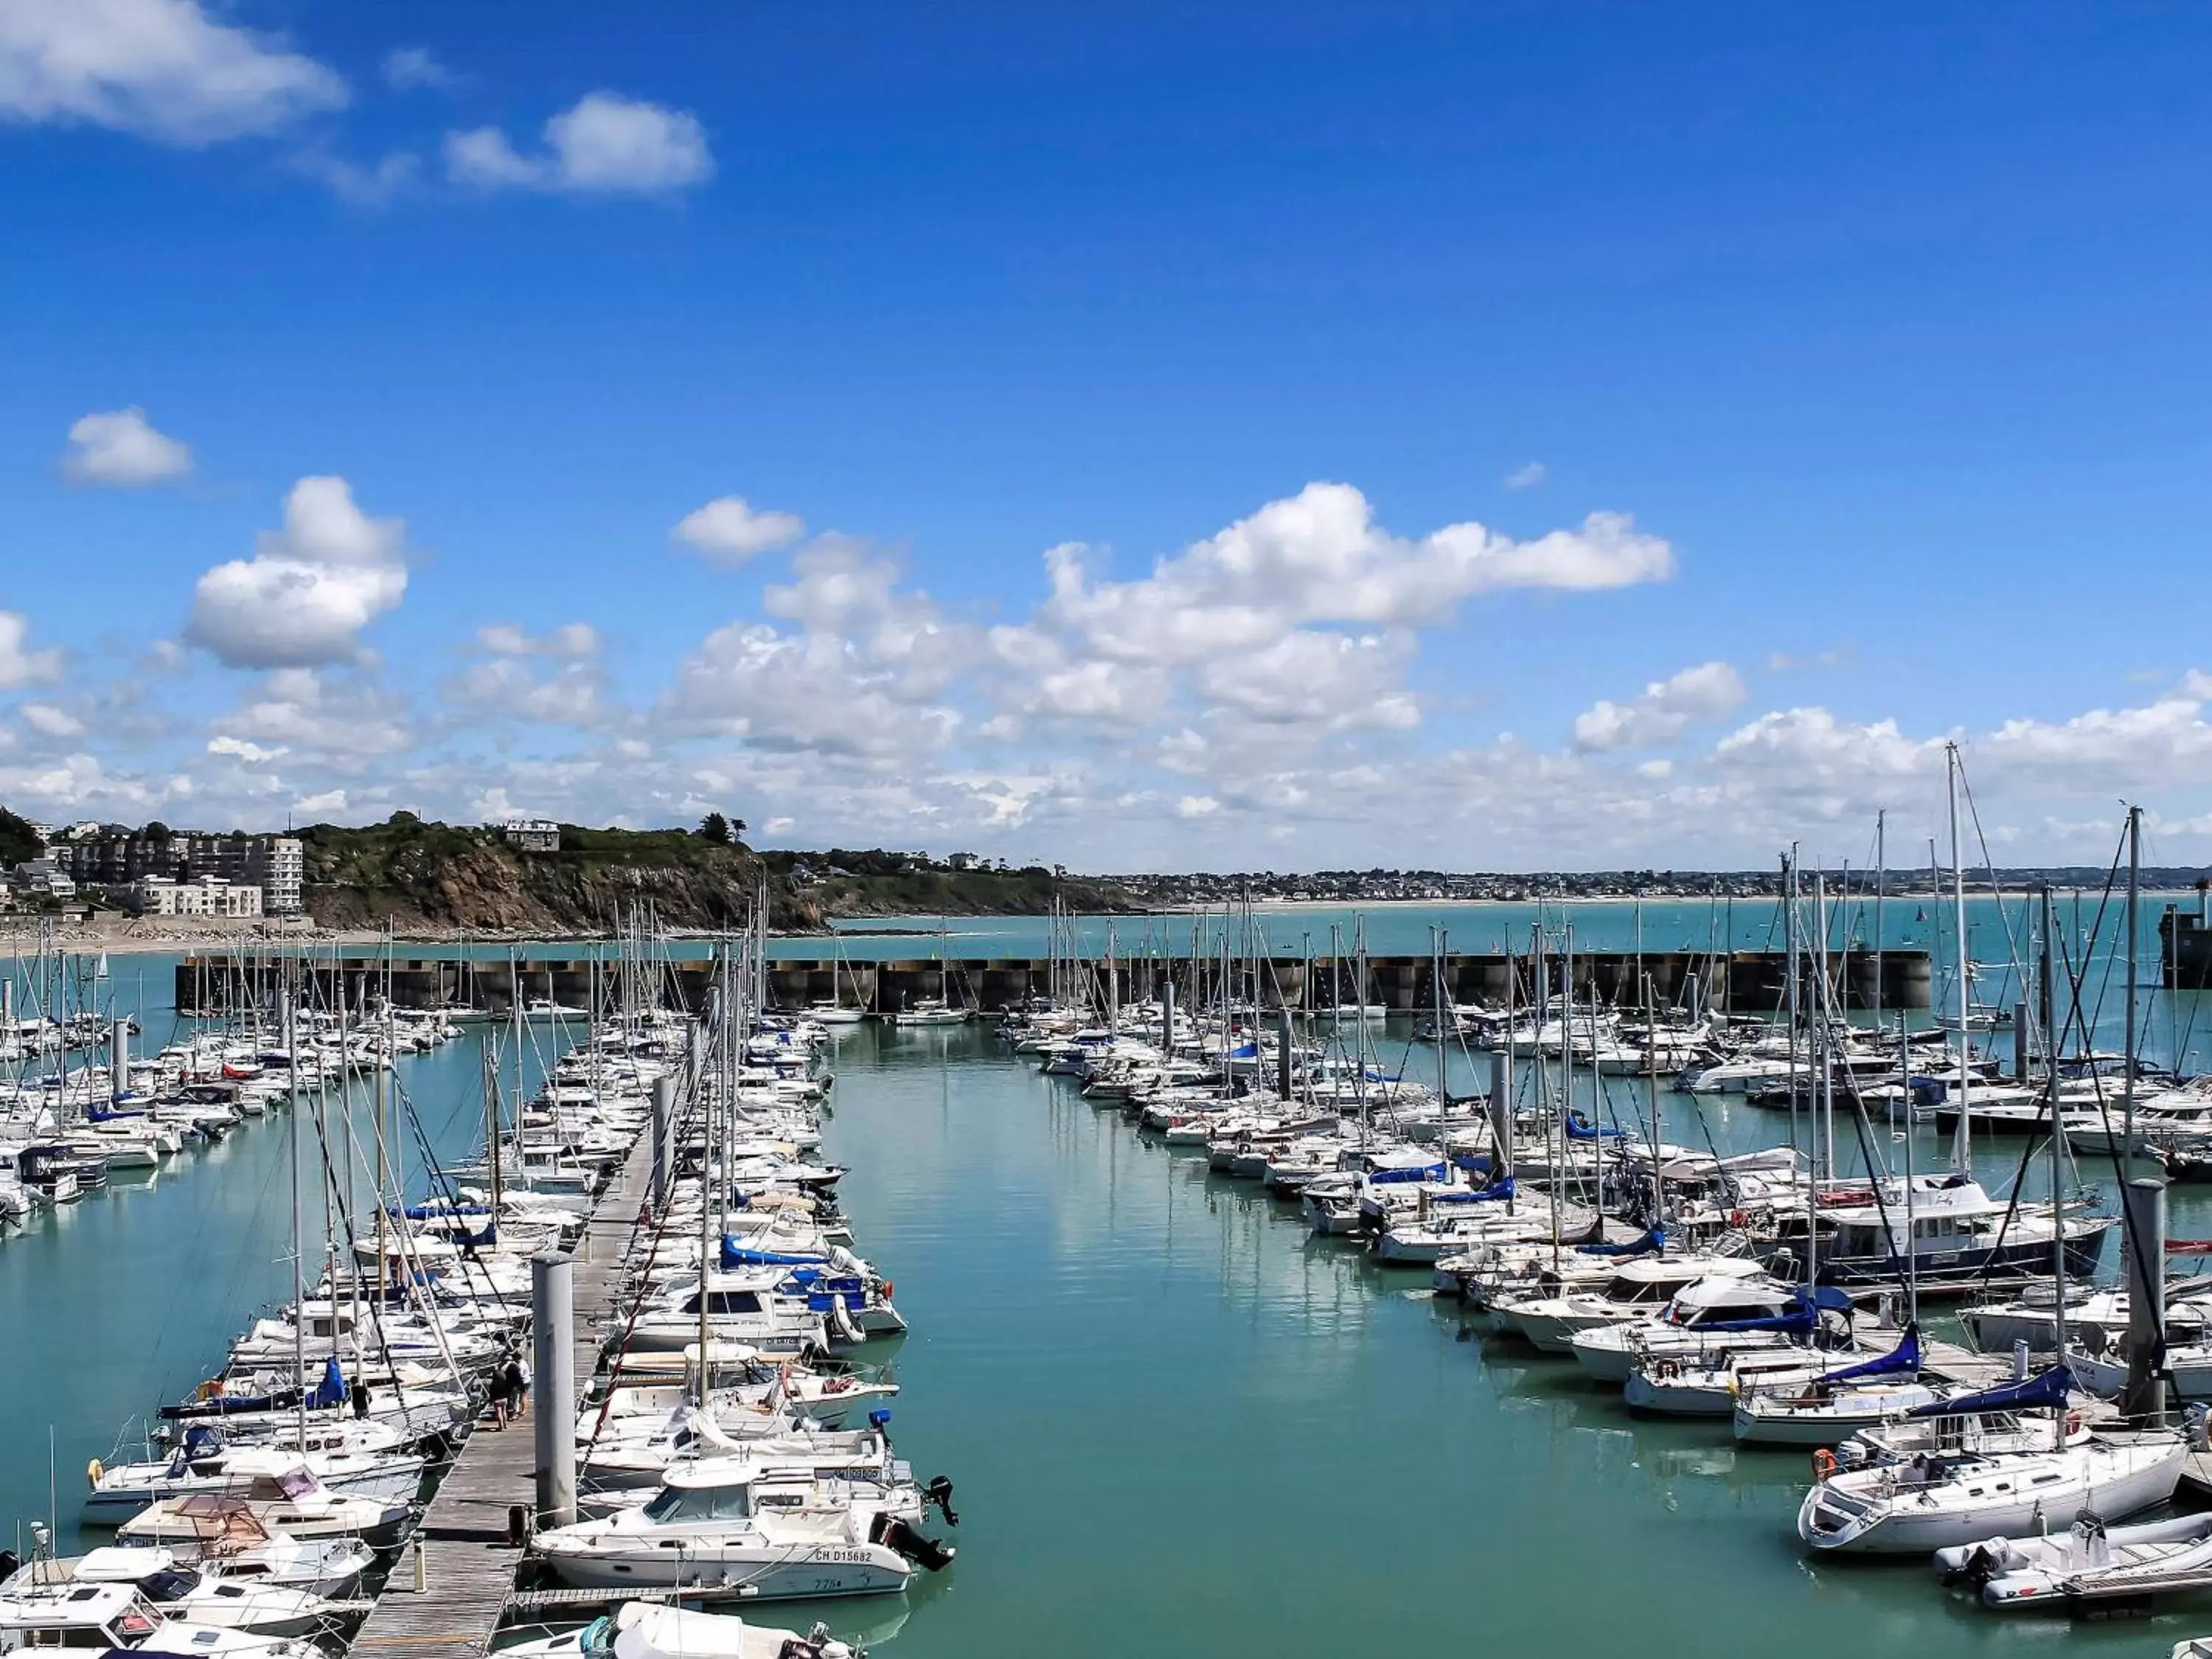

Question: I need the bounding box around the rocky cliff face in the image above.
[304,841,802,933]
[296,821,1133,936]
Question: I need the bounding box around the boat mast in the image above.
[1783,849,1800,1167]
[286,955,307,1443]
[1898,1019,1916,1327]
[2125,804,2140,1146]
[1947,742,1973,1172]
[2041,884,2066,1451]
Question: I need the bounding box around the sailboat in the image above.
[1799,884,2185,1553]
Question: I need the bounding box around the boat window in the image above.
[140,1571,198,1603]
[706,1292,763,1315]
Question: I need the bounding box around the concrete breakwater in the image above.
[175,947,1933,1016]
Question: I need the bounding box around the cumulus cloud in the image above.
[0,0,344,145]
[1503,462,1548,490]
[380,46,453,91]
[0,613,64,688]
[185,476,409,668]
[450,619,608,726]
[20,703,83,740]
[61,406,192,486]
[672,497,805,565]
[476,621,600,658]
[1573,661,1747,751]
[290,147,416,206]
[1037,484,1671,669]
[206,734,284,764]
[446,91,712,195]
[215,668,411,761]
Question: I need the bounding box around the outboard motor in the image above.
[869,1512,956,1572]
[923,1475,959,1527]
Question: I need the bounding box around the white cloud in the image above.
[206,734,284,764]
[290,147,416,206]
[186,476,409,668]
[672,497,805,565]
[19,703,83,740]
[447,655,606,726]
[446,91,712,195]
[1194,630,1420,730]
[1573,661,1747,751]
[293,787,347,816]
[215,668,411,761]
[1038,484,1672,668]
[1503,462,1548,490]
[0,0,344,145]
[380,46,453,92]
[60,406,192,486]
[0,613,64,688]
[476,621,600,658]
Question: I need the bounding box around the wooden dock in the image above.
[347,1139,653,1659]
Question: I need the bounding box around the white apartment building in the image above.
[135,874,264,918]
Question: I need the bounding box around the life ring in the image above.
[86,1458,104,1488]
[2065,1411,2084,1436]
[1811,1449,1838,1483]
[1729,1209,1750,1229]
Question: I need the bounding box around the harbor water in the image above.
[6,919,2212,1652]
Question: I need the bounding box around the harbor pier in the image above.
[346,1136,655,1659]
[175,946,1932,1018]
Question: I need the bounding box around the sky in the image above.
[3,1,2211,873]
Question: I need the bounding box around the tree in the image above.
[698,812,731,845]
[142,820,173,843]
[0,805,40,868]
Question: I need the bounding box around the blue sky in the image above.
[3,1,2210,870]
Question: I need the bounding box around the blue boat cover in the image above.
[305,1356,348,1409]
[1815,1323,1920,1385]
[1565,1110,1630,1141]
[1367,1162,1448,1186]
[722,1237,829,1268]
[1578,1228,1664,1257]
[1908,1363,2074,1418]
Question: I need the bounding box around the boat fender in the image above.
[1810,1449,1837,1484]
[1729,1209,1750,1229]
[2065,1411,2083,1436]
[86,1458,103,1488]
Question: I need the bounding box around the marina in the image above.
[12,866,2212,1657]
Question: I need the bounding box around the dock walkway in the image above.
[347,1140,653,1659]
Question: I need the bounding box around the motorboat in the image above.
[498,1599,859,1659]
[531,1452,954,1600]
[1935,1512,2212,1610]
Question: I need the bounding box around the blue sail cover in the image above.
[393,1203,495,1220]
[1578,1228,1664,1258]
[1433,1175,1516,1204]
[1367,1162,1449,1187]
[1907,1364,2074,1418]
[1565,1110,1630,1141]
[1815,1323,1921,1385]
[305,1357,348,1409]
[722,1237,829,1268]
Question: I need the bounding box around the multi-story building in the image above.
[58,831,304,913]
[14,858,75,900]
[133,875,263,918]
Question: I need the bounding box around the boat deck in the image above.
[348,1140,653,1659]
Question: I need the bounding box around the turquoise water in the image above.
[815,1023,2212,1655]
[0,958,569,1557]
[9,944,2212,1649]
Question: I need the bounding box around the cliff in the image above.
[298,816,1137,934]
